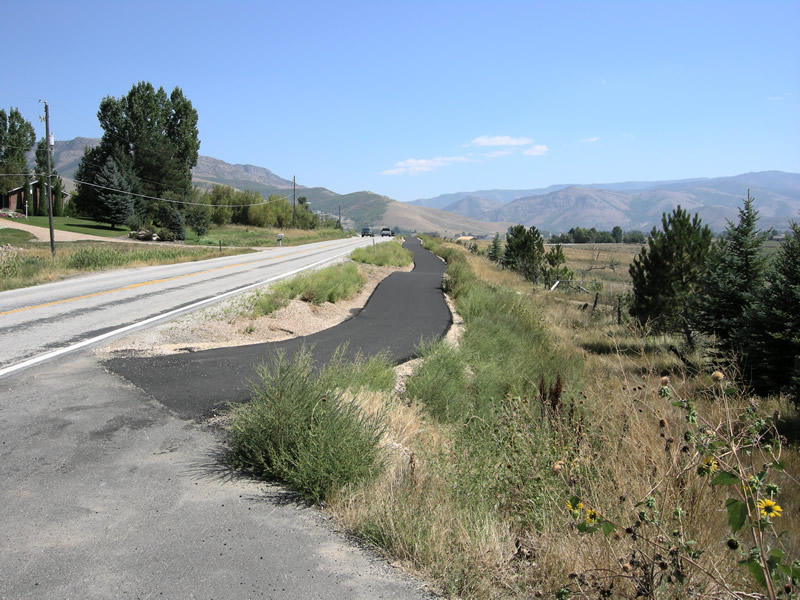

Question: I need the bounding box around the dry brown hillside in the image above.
[384,201,512,237]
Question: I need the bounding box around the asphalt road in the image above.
[0,237,447,599]
[0,352,433,600]
[0,235,384,376]
[104,237,450,419]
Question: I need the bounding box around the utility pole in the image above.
[292,176,296,228]
[42,100,55,256]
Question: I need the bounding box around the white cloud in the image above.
[522,144,548,156]
[581,136,599,143]
[485,149,514,158]
[381,155,473,176]
[471,135,533,147]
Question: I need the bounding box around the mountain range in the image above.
[46,137,799,236]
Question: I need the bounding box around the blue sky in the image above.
[5,0,798,201]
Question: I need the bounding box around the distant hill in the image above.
[418,172,800,233]
[45,138,799,234]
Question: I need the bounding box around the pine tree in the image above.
[693,191,767,367]
[487,233,502,262]
[96,157,134,228]
[748,222,800,404]
[503,224,546,283]
[629,206,712,346]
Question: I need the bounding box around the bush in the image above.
[225,350,386,503]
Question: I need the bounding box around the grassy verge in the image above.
[0,241,251,291]
[247,262,365,317]
[351,240,413,267]
[191,225,351,247]
[223,235,799,599]
[7,215,132,238]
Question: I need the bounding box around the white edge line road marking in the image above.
[0,246,359,379]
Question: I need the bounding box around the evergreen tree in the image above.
[487,233,502,262]
[53,179,64,216]
[96,157,134,228]
[542,244,573,287]
[693,192,767,366]
[503,224,546,283]
[36,179,47,216]
[629,206,712,346]
[748,222,800,404]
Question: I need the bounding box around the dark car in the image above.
[380,227,393,237]
[361,227,373,237]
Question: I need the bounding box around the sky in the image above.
[5,0,799,202]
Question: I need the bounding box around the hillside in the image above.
[44,138,800,234]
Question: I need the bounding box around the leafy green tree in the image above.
[487,233,502,262]
[612,226,623,243]
[629,206,712,346]
[503,224,546,283]
[208,185,234,225]
[748,222,800,404]
[95,157,134,228]
[184,188,211,237]
[624,230,646,244]
[0,107,36,197]
[75,82,199,231]
[693,192,768,366]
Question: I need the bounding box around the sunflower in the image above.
[757,498,782,519]
[585,509,600,524]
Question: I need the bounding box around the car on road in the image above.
[380,227,394,237]
[361,227,373,237]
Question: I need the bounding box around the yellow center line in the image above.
[0,242,351,318]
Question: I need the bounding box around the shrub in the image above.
[351,241,413,267]
[225,350,386,503]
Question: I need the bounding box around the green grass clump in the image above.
[318,347,396,393]
[351,241,413,267]
[225,350,386,504]
[250,262,365,316]
[0,228,35,244]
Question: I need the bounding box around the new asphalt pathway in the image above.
[104,237,450,419]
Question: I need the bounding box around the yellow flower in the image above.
[566,500,584,512]
[697,456,718,476]
[757,499,782,519]
[585,509,600,524]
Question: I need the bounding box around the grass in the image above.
[191,225,351,247]
[224,349,388,504]
[221,234,799,599]
[247,262,365,317]
[0,241,250,291]
[11,215,133,238]
[351,240,413,267]
[0,228,35,244]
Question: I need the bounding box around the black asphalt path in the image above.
[104,237,450,419]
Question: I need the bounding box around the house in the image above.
[1,179,69,214]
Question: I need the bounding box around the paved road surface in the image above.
[1,236,383,376]
[105,237,450,419]
[0,236,448,599]
[0,353,433,599]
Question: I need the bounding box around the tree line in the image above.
[0,107,65,216]
[550,226,646,244]
[628,195,799,404]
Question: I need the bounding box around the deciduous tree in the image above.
[0,107,36,197]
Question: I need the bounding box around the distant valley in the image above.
[48,138,799,236]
